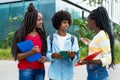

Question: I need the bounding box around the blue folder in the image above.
[17,40,42,62]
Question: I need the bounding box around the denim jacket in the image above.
[46,33,80,80]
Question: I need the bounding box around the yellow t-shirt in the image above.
[89,30,111,66]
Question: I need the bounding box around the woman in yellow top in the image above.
[79,7,115,80]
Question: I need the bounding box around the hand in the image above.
[81,38,91,45]
[66,51,76,59]
[52,52,63,59]
[77,59,88,65]
[31,46,40,54]
[38,56,46,63]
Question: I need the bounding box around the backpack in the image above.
[49,34,74,51]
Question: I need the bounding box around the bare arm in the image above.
[78,59,102,66]
[17,46,40,60]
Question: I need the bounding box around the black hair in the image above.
[11,3,47,60]
[89,7,115,68]
[52,10,71,30]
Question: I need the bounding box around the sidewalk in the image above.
[0,60,119,80]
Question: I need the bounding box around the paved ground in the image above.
[0,60,120,80]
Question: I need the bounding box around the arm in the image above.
[81,37,91,45]
[79,36,111,66]
[17,46,40,60]
[99,34,112,66]
[69,37,80,63]
[46,36,54,61]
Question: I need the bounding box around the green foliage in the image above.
[113,23,120,41]
[72,18,94,47]
[0,48,13,60]
[0,16,22,49]
[4,16,21,48]
[6,31,16,47]
[0,39,6,49]
[114,40,120,63]
[0,31,16,49]
[79,45,88,59]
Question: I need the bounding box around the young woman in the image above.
[11,3,47,80]
[78,7,115,80]
[46,10,80,80]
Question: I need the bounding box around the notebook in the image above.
[75,50,103,67]
[60,51,69,59]
[17,40,42,62]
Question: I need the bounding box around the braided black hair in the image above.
[11,3,47,60]
[89,7,115,68]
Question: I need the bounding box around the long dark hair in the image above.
[11,3,47,60]
[89,7,115,68]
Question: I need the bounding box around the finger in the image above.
[34,46,38,48]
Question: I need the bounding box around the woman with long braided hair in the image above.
[78,7,115,80]
[11,3,47,80]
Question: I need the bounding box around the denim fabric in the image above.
[87,64,109,80]
[46,33,80,80]
[103,77,109,80]
[19,68,45,80]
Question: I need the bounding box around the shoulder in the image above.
[47,33,57,40]
[96,30,109,39]
[66,33,78,42]
[67,33,77,39]
[48,33,57,38]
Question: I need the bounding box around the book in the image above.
[60,51,69,59]
[17,40,42,62]
[83,50,103,60]
[75,50,103,67]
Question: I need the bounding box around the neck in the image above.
[33,28,37,32]
[29,28,38,36]
[94,26,100,33]
[58,30,66,36]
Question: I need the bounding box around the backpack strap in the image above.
[71,35,74,46]
[49,34,53,52]
[49,34,74,52]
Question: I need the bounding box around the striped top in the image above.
[89,30,111,66]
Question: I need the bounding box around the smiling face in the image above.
[58,20,69,32]
[36,12,43,28]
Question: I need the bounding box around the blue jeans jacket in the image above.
[87,64,109,80]
[46,33,80,80]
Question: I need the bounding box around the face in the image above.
[59,20,69,31]
[36,12,43,28]
[87,16,95,31]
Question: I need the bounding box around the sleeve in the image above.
[46,36,54,61]
[70,36,80,63]
[99,36,112,66]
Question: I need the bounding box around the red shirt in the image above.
[18,34,44,70]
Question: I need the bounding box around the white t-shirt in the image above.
[57,34,67,50]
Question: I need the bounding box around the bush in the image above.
[114,40,120,63]
[0,48,13,60]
